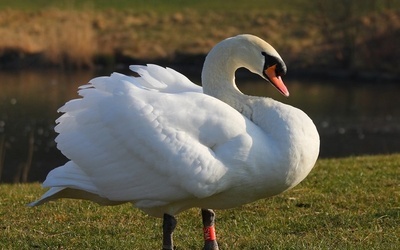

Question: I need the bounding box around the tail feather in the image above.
[29,161,125,206]
[42,161,98,194]
[28,187,125,206]
[28,187,67,206]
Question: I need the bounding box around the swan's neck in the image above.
[201,41,253,116]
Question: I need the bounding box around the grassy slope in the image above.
[0,154,399,249]
[0,0,299,12]
[0,0,399,74]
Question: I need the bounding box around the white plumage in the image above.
[30,34,319,248]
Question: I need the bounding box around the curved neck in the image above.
[201,40,250,115]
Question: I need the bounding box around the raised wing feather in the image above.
[129,64,202,93]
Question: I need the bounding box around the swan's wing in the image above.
[47,65,250,209]
[129,64,202,93]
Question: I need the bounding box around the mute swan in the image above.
[30,34,319,250]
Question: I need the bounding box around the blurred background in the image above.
[0,0,399,183]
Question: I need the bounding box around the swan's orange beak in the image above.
[265,64,289,97]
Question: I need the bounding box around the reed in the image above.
[43,10,96,68]
[0,9,96,68]
[0,3,399,73]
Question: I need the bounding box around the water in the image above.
[1,69,399,182]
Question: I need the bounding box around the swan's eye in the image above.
[262,52,287,77]
[261,52,278,70]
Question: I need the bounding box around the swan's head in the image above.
[231,34,289,97]
[202,34,289,98]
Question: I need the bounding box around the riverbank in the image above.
[0,6,399,79]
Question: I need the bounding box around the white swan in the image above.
[30,34,319,250]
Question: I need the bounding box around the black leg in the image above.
[201,209,219,250]
[162,213,177,250]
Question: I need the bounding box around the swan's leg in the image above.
[201,209,219,250]
[162,213,177,250]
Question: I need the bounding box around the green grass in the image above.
[1,154,399,249]
[0,0,301,12]
[1,0,398,13]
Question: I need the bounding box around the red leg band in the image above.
[203,225,216,241]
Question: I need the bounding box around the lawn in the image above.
[1,154,399,249]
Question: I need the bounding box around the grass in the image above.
[0,0,302,12]
[0,154,399,249]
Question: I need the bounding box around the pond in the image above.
[0,69,399,182]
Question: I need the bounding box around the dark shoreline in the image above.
[1,51,399,84]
